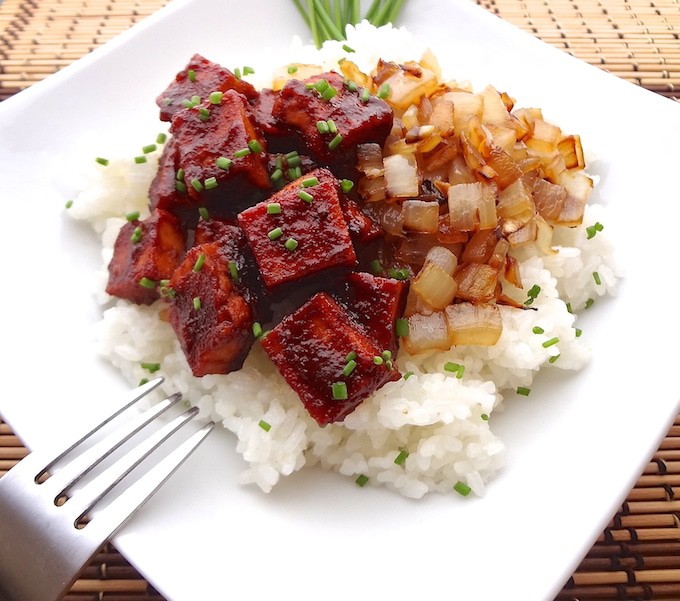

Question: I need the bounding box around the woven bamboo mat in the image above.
[2,1,680,600]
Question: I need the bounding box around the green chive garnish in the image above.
[342,360,357,377]
[394,450,409,466]
[131,226,143,243]
[187,69,196,81]
[268,227,283,240]
[370,259,383,275]
[326,119,337,133]
[585,298,595,308]
[593,272,601,285]
[298,190,314,203]
[284,238,299,251]
[345,351,357,362]
[403,371,414,380]
[234,147,251,158]
[198,207,210,220]
[524,284,542,306]
[228,260,239,281]
[175,181,187,193]
[586,222,604,239]
[156,132,167,144]
[302,176,319,187]
[258,419,271,431]
[453,481,471,496]
[141,362,161,373]
[342,44,355,53]
[139,378,149,386]
[142,144,157,154]
[204,177,218,190]
[134,155,147,164]
[209,91,224,104]
[372,356,384,365]
[316,120,330,134]
[532,326,544,334]
[517,386,531,396]
[286,155,302,167]
[193,253,206,272]
[377,83,391,99]
[328,133,343,150]
[248,139,263,153]
[270,168,284,182]
[267,202,282,215]
[355,474,369,487]
[331,381,348,400]
[139,277,155,289]
[549,354,560,364]
[193,296,202,310]
[243,66,255,75]
[314,78,329,93]
[575,328,582,338]
[216,156,232,170]
[360,89,370,102]
[252,322,263,338]
[340,179,354,193]
[396,318,409,337]
[176,168,185,180]
[287,65,298,74]
[95,157,109,166]
[64,199,73,209]
[481,413,489,421]
[191,178,204,192]
[542,337,559,348]
[444,362,465,379]
[125,211,140,222]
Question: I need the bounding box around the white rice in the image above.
[66,24,621,498]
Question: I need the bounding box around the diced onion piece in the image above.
[384,154,419,198]
[402,311,450,354]
[478,182,497,229]
[437,215,468,245]
[402,104,420,130]
[530,119,562,145]
[424,246,458,275]
[379,203,404,236]
[448,155,476,185]
[357,175,387,203]
[420,48,442,80]
[454,263,499,303]
[448,91,484,133]
[504,255,523,288]
[480,86,514,128]
[428,96,455,136]
[535,216,556,255]
[381,62,439,110]
[448,182,482,231]
[487,125,518,154]
[488,238,510,269]
[272,64,324,90]
[412,262,458,310]
[461,229,499,264]
[532,178,566,223]
[445,302,503,346]
[395,234,438,267]
[506,218,537,247]
[542,152,567,184]
[497,178,534,221]
[357,143,384,178]
[402,200,439,233]
[485,147,522,189]
[557,134,585,169]
[403,287,435,317]
[555,170,592,225]
[338,59,372,89]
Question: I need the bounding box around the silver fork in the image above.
[0,378,214,601]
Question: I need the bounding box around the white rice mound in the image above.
[67,24,621,499]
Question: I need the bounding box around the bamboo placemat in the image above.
[2,1,680,600]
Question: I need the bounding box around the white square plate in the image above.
[2,1,680,599]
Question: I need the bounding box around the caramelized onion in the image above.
[357,143,384,178]
[424,246,458,275]
[402,200,439,233]
[384,153,419,198]
[402,311,450,354]
[454,263,498,303]
[445,302,503,346]
[412,262,458,310]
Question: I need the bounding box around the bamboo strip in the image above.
[573,568,680,586]
[626,487,680,501]
[612,513,679,528]
[597,527,680,543]
[0,446,28,460]
[69,579,150,593]
[578,554,680,571]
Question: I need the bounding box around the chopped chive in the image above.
[321,85,338,101]
[134,155,147,164]
[355,474,369,487]
[216,156,232,170]
[444,362,465,379]
[286,155,302,168]
[142,144,157,154]
[209,91,224,104]
[288,166,302,180]
[287,65,298,74]
[228,260,239,281]
[586,221,604,239]
[285,150,299,160]
[198,108,211,121]
[234,147,251,158]
[139,378,149,386]
[316,120,330,134]
[381,350,392,361]
[532,326,544,334]
[360,89,370,102]
[258,419,271,432]
[284,237,299,251]
[326,119,337,134]
[549,354,560,364]
[331,381,348,400]
[176,168,185,181]
[190,95,201,105]
[395,318,409,337]
[394,450,409,466]
[234,67,242,79]
[191,178,204,192]
[159,285,176,298]
[268,227,283,240]
[302,176,319,188]
[328,133,343,150]
[345,351,357,362]
[248,139,263,153]
[139,277,155,289]
[481,413,489,421]
[370,259,383,275]
[403,371,414,380]
[542,337,559,348]
[252,322,263,338]
[141,362,161,373]
[593,272,601,285]
[517,386,531,396]
[575,328,582,338]
[340,179,354,193]
[298,190,314,203]
[125,211,140,222]
[130,226,143,243]
[453,481,471,496]
[193,253,206,272]
[193,296,202,310]
[270,168,283,182]
[95,157,109,166]
[371,355,384,366]
[64,199,73,209]
[387,267,409,280]
[314,78,329,93]
[342,44,355,53]
[377,83,391,99]
[267,202,282,215]
[566,302,573,314]
[198,207,210,220]
[187,69,196,81]
[342,360,357,377]
[204,177,218,190]
[156,132,167,144]
[175,181,187,193]
[346,80,358,92]
[524,284,542,306]
[181,98,194,108]
[585,298,595,309]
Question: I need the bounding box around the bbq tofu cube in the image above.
[342,272,408,355]
[340,197,382,244]
[237,168,357,288]
[148,137,193,222]
[156,54,258,122]
[167,242,255,376]
[261,292,400,425]
[170,89,270,216]
[106,209,185,305]
[272,72,393,165]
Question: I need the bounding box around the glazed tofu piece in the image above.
[342,272,408,355]
[148,137,193,222]
[272,71,393,165]
[170,89,270,217]
[156,53,258,122]
[340,196,382,245]
[106,209,186,305]
[260,292,400,425]
[237,167,357,288]
[167,242,255,376]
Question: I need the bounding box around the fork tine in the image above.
[45,392,183,501]
[67,405,201,525]
[81,420,215,545]
[37,377,164,481]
